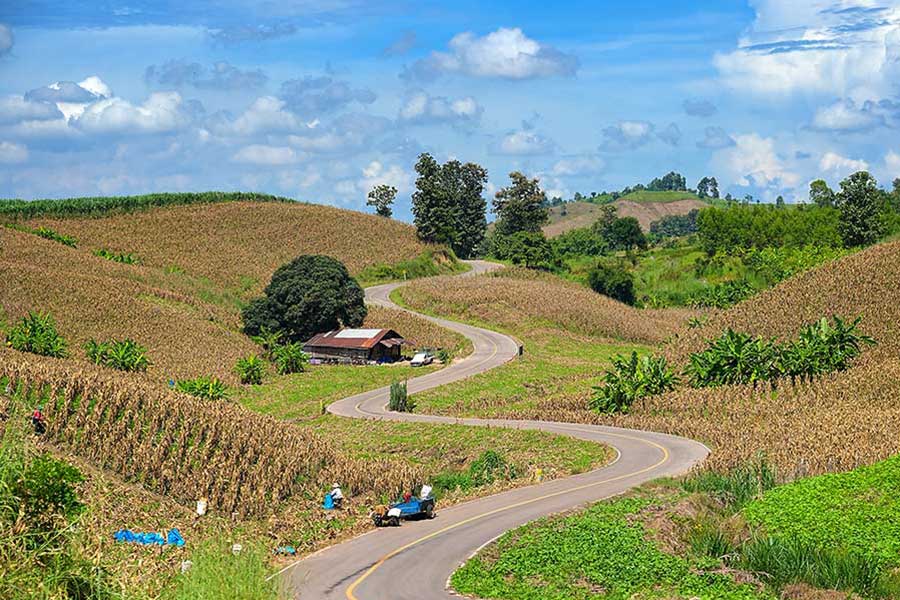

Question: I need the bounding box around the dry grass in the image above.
[27,201,429,291]
[364,305,471,356]
[399,267,691,345]
[0,349,422,519]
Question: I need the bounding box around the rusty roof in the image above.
[303,328,404,350]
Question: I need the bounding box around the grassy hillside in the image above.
[545,192,707,237]
[401,241,900,478]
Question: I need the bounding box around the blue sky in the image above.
[1,1,899,218]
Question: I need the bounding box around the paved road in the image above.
[280,260,709,600]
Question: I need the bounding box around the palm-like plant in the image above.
[6,311,68,358]
[250,327,283,360]
[234,354,266,385]
[272,342,308,375]
[591,352,679,413]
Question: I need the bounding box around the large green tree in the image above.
[241,255,366,342]
[837,171,883,247]
[492,171,549,236]
[411,153,487,259]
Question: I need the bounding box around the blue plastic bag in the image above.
[323,493,334,510]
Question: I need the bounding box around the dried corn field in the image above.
[26,201,429,291]
[1,228,256,383]
[0,348,422,518]
[399,267,692,345]
[403,245,900,479]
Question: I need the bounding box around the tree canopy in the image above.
[241,255,367,342]
[411,153,488,259]
[366,184,396,218]
[837,171,883,247]
[492,171,549,236]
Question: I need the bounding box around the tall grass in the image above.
[164,543,281,600]
[682,458,777,510]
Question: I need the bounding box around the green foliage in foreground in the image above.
[682,457,778,510]
[388,381,414,412]
[744,454,900,569]
[176,376,229,400]
[452,495,765,600]
[93,247,141,264]
[591,352,678,413]
[272,342,308,375]
[234,354,267,385]
[432,449,518,497]
[0,418,118,600]
[5,223,78,247]
[0,191,291,221]
[163,542,281,600]
[85,338,151,372]
[687,316,874,388]
[5,311,68,358]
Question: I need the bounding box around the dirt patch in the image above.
[613,198,707,231]
[630,494,700,555]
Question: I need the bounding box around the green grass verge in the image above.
[452,491,767,600]
[743,454,900,568]
[618,190,704,203]
[163,542,280,600]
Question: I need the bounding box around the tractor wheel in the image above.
[389,516,400,527]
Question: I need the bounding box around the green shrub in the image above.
[250,327,283,360]
[591,352,678,413]
[490,231,559,271]
[93,248,140,264]
[686,329,780,387]
[682,458,778,510]
[84,338,150,372]
[272,342,309,375]
[4,223,78,247]
[5,311,68,358]
[588,261,635,305]
[688,279,755,308]
[234,355,266,385]
[176,376,228,400]
[388,381,414,412]
[780,316,874,382]
[469,449,517,486]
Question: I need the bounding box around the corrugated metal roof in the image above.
[304,328,404,350]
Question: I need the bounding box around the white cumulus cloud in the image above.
[714,132,800,190]
[493,130,555,155]
[398,91,482,125]
[551,155,605,177]
[819,151,869,178]
[75,91,193,134]
[405,27,578,80]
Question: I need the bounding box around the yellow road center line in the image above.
[345,432,670,600]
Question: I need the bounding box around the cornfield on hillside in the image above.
[0,348,420,517]
[27,201,429,290]
[1,228,255,382]
[400,267,691,345]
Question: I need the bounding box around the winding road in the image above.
[280,260,709,600]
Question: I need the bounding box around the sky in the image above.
[1,0,900,218]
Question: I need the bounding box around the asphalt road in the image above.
[280,260,709,600]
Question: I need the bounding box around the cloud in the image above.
[75,91,195,134]
[696,126,736,149]
[0,95,63,124]
[713,1,900,96]
[811,98,888,131]
[354,160,412,195]
[209,23,297,44]
[492,130,555,155]
[26,81,103,104]
[213,96,305,136]
[885,150,900,175]
[145,60,268,90]
[0,24,13,57]
[404,27,578,81]
[657,122,681,146]
[551,155,605,177]
[600,120,654,151]
[683,98,717,117]
[383,31,417,57]
[398,91,482,125]
[232,144,300,165]
[279,76,376,115]
[819,151,869,178]
[0,141,28,163]
[287,112,391,155]
[713,132,800,190]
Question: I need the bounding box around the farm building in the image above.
[303,328,407,364]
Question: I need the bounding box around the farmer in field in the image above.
[329,483,344,509]
[31,405,46,435]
